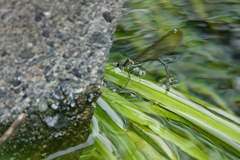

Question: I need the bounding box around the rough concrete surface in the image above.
[0,0,124,159]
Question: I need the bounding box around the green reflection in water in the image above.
[101,0,240,160]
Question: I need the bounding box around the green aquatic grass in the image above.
[94,104,146,160]
[87,0,240,159]
[93,64,240,159]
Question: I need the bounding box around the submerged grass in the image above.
[81,64,240,159]
[81,0,240,159]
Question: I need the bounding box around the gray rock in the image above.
[0,0,124,159]
[43,113,68,130]
[39,98,48,112]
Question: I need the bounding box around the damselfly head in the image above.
[116,61,123,68]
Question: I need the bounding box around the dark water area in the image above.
[109,0,240,115]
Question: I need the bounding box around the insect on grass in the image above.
[117,29,184,90]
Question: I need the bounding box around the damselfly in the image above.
[117,29,184,90]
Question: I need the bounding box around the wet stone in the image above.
[0,91,6,99]
[62,53,69,58]
[90,79,95,84]
[0,109,4,116]
[73,94,79,100]
[1,51,7,57]
[45,72,54,82]
[30,115,38,123]
[46,41,54,47]
[88,52,94,57]
[42,30,50,38]
[70,116,76,120]
[19,50,35,59]
[88,24,95,31]
[74,87,83,94]
[13,88,20,93]
[75,52,81,58]
[102,12,112,22]
[87,67,92,72]
[62,105,68,111]
[42,153,47,157]
[93,43,102,48]
[59,80,69,92]
[110,35,114,40]
[55,30,63,39]
[35,13,42,22]
[31,137,36,141]
[26,105,38,114]
[50,90,64,100]
[51,104,58,110]
[46,47,53,54]
[26,89,35,98]
[22,94,27,99]
[43,19,54,30]
[11,109,17,115]
[101,36,109,44]
[90,31,109,44]
[65,64,71,70]
[43,66,51,75]
[90,31,104,43]
[26,123,33,130]
[43,113,68,130]
[20,138,26,142]
[63,34,70,41]
[66,101,71,105]
[22,84,28,91]
[33,123,39,129]
[83,13,89,22]
[79,30,86,37]
[70,102,76,108]
[72,68,82,78]
[39,84,45,90]
[50,59,56,66]
[20,128,27,133]
[39,98,48,112]
[15,71,21,77]
[10,77,21,87]
[88,93,94,102]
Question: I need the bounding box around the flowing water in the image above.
[109,0,240,114]
[89,1,240,159]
